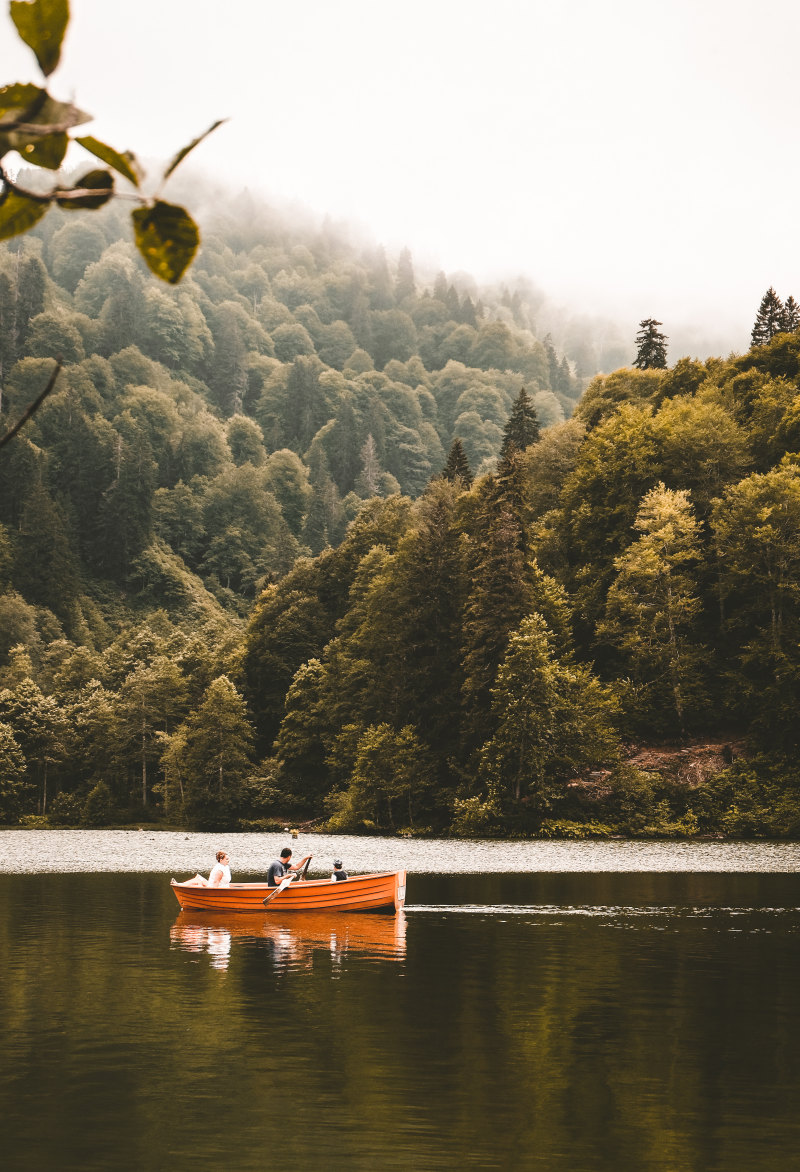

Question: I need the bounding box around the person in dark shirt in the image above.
[267,847,312,887]
[330,858,348,881]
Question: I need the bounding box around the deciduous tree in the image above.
[600,483,707,734]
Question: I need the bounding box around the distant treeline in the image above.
[1,195,800,836]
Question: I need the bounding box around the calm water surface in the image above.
[2,834,800,1171]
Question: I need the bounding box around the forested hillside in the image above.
[0,190,588,607]
[2,191,800,837]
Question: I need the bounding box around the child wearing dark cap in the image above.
[330,858,348,881]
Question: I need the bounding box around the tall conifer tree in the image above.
[633,319,668,369]
[442,438,473,486]
[460,476,534,752]
[781,295,800,333]
[751,287,785,347]
[500,386,540,458]
[395,247,416,301]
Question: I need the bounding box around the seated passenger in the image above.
[171,850,231,887]
[330,858,348,881]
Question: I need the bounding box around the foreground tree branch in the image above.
[0,357,61,450]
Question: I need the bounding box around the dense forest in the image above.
[1,190,799,838]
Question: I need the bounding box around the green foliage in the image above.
[599,483,708,734]
[162,675,255,829]
[1,3,217,282]
[478,613,619,825]
[47,788,83,825]
[538,819,614,840]
[10,0,68,77]
[5,151,800,837]
[326,723,436,832]
[82,779,115,826]
[712,465,800,746]
[690,757,800,838]
[442,437,473,486]
[751,287,788,348]
[633,319,668,370]
[450,795,501,838]
[0,719,28,822]
[500,386,540,457]
[131,201,199,285]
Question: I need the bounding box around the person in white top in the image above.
[172,850,232,887]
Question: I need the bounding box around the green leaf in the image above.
[0,83,43,118]
[131,200,200,284]
[20,130,67,169]
[162,119,226,182]
[75,136,141,187]
[56,169,114,210]
[0,186,49,240]
[0,85,89,159]
[10,0,70,77]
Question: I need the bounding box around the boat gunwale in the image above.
[170,870,401,892]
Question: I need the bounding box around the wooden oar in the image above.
[262,875,294,907]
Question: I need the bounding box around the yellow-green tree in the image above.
[479,614,618,822]
[600,483,707,734]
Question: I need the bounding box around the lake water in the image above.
[3,833,800,1171]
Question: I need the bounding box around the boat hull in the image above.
[171,869,406,914]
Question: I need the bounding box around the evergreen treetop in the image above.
[499,386,540,458]
[442,438,473,487]
[751,287,785,347]
[633,319,668,370]
[781,295,800,333]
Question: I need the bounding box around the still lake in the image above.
[2,832,800,1171]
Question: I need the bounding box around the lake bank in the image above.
[2,829,800,874]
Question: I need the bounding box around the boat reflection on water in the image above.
[170,909,407,971]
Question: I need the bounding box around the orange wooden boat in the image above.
[170,869,406,914]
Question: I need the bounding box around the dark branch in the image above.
[0,359,62,451]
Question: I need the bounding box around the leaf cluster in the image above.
[1,0,221,282]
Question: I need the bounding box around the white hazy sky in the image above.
[6,0,800,353]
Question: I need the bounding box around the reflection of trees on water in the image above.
[170,910,407,972]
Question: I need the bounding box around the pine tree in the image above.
[442,438,473,486]
[16,255,47,349]
[750,288,785,347]
[459,296,478,327]
[543,334,560,390]
[395,247,416,301]
[460,478,534,750]
[166,675,255,827]
[0,273,17,387]
[557,356,573,395]
[633,319,668,369]
[479,613,618,817]
[499,387,540,458]
[445,284,461,321]
[781,295,800,333]
[355,434,382,497]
